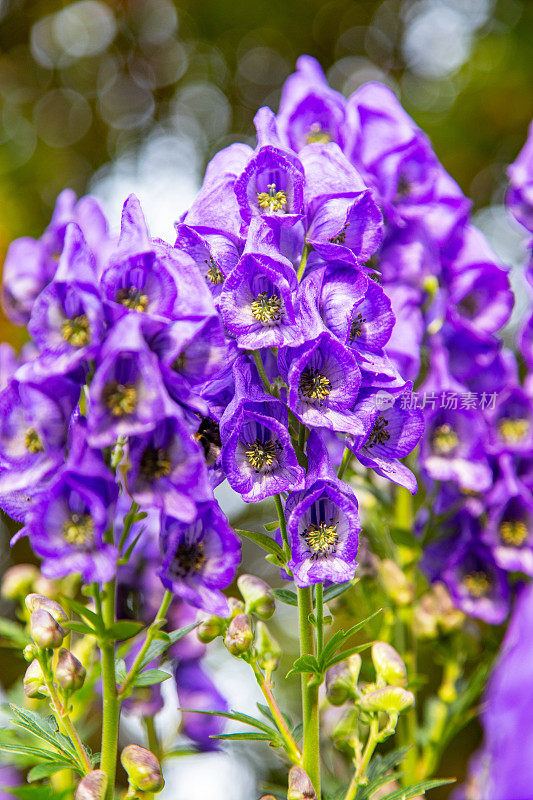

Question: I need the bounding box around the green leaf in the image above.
[179,708,276,736]
[378,778,455,800]
[323,641,373,670]
[0,742,67,761]
[257,703,292,732]
[8,706,78,763]
[133,669,171,687]
[286,654,321,679]
[60,597,100,627]
[106,620,144,641]
[272,589,298,607]
[138,622,199,670]
[0,618,31,649]
[322,581,357,604]
[319,609,382,670]
[236,529,286,561]
[8,787,71,800]
[27,761,76,781]
[263,520,279,531]
[212,732,278,742]
[389,527,421,552]
[114,659,127,683]
[62,621,96,637]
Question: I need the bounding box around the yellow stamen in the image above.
[498,417,530,444]
[250,292,283,325]
[62,513,94,546]
[299,367,331,401]
[103,381,137,416]
[432,424,459,455]
[257,183,287,213]
[499,520,528,547]
[25,428,44,454]
[61,314,90,347]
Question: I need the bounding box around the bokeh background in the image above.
[0,0,532,797]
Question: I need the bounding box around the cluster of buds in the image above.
[413,581,465,639]
[326,641,414,746]
[197,574,281,671]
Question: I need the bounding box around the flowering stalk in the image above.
[119,591,173,698]
[297,586,320,798]
[99,579,119,800]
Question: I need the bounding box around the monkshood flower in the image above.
[485,384,533,455]
[286,433,360,587]
[506,119,533,232]
[384,284,425,382]
[440,536,509,625]
[176,661,228,751]
[378,221,439,288]
[278,332,372,435]
[174,223,242,303]
[127,415,213,521]
[519,312,533,370]
[218,353,281,438]
[221,402,305,502]
[348,386,424,494]
[159,502,241,615]
[276,55,349,152]
[87,315,170,448]
[2,189,111,326]
[27,224,105,376]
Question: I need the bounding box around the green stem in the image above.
[344,717,379,800]
[337,447,353,480]
[250,660,302,765]
[315,583,324,655]
[274,494,291,562]
[119,590,173,698]
[297,243,310,282]
[252,350,272,393]
[297,586,321,799]
[100,579,120,800]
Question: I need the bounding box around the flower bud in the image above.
[74,769,108,800]
[55,648,86,691]
[197,614,225,643]
[224,613,253,656]
[25,594,68,625]
[259,796,277,800]
[1,564,39,600]
[287,766,316,800]
[121,745,164,793]
[377,559,414,606]
[30,608,65,649]
[237,574,275,620]
[371,642,407,688]
[359,686,414,715]
[227,597,245,619]
[255,621,281,672]
[23,643,38,662]
[23,659,46,698]
[325,654,361,706]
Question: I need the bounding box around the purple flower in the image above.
[506,119,533,231]
[174,223,242,302]
[441,538,509,625]
[384,284,424,382]
[486,385,533,455]
[483,474,533,576]
[127,415,213,521]
[349,386,424,493]
[176,661,228,751]
[286,433,360,587]
[87,315,170,448]
[221,402,305,502]
[279,332,367,435]
[159,502,241,616]
[276,56,349,152]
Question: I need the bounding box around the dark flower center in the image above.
[62,513,94,546]
[366,416,390,447]
[498,417,530,443]
[103,381,137,416]
[349,312,366,342]
[299,367,331,401]
[251,292,283,325]
[115,286,148,312]
[306,124,332,144]
[61,314,90,347]
[171,541,206,578]
[329,222,350,245]
[140,447,172,480]
[204,257,225,285]
[396,174,410,197]
[25,427,44,454]
[245,438,281,472]
[172,352,187,372]
[458,294,478,318]
[257,183,287,213]
[303,521,339,559]
[431,423,459,455]
[462,571,492,598]
[195,418,221,465]
[499,520,528,547]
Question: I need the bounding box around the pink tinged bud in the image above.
[237,574,275,620]
[197,613,225,643]
[255,621,281,672]
[25,593,68,625]
[227,597,245,619]
[74,770,108,800]
[224,613,254,656]
[23,659,46,698]
[55,648,86,691]
[359,686,414,714]
[371,642,407,687]
[1,564,39,600]
[325,654,361,706]
[287,766,316,800]
[121,745,164,793]
[23,644,38,662]
[30,608,65,649]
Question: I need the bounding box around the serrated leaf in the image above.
[236,529,286,561]
[212,731,278,742]
[378,778,455,800]
[8,706,78,763]
[133,669,171,687]
[179,708,276,736]
[28,760,76,781]
[61,597,99,626]
[272,589,298,607]
[114,659,127,683]
[0,617,31,649]
[322,581,357,604]
[319,609,382,670]
[286,654,321,679]
[138,622,198,670]
[62,621,96,637]
[107,620,144,640]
